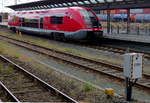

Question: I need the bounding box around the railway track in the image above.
[86,44,150,60]
[0,81,19,102]
[0,55,77,102]
[0,35,150,91]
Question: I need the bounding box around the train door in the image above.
[19,18,24,26]
[19,18,22,26]
[40,18,43,29]
[0,16,2,22]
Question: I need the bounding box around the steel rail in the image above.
[0,35,149,78]
[0,35,149,90]
[93,44,150,60]
[0,81,20,102]
[0,55,78,103]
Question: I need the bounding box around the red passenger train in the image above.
[8,7,103,41]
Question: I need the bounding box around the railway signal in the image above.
[123,53,143,101]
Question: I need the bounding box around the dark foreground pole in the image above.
[126,77,132,101]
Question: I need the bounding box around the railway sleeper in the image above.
[12,90,44,95]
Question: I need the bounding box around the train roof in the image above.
[9,6,91,16]
[12,6,88,14]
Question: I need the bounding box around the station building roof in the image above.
[7,0,150,11]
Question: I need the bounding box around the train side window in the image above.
[40,18,43,28]
[50,16,63,24]
[23,18,38,28]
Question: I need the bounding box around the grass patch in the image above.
[0,30,122,65]
[0,40,20,59]
[0,63,14,74]
[0,30,93,58]
[83,84,93,92]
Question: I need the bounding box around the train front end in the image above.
[79,8,103,40]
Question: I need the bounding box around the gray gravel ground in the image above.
[6,42,150,102]
[16,34,150,73]
[19,34,122,59]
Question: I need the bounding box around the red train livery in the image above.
[8,7,103,41]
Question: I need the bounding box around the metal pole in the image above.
[127,9,130,34]
[125,77,132,101]
[117,25,119,34]
[137,25,140,35]
[145,26,148,35]
[149,27,150,36]
[107,10,111,34]
[111,24,113,33]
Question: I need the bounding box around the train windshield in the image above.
[79,9,99,28]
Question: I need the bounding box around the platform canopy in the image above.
[7,0,150,11]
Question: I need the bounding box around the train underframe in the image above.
[9,26,103,41]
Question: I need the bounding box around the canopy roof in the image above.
[7,0,150,11]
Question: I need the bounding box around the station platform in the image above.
[103,32,150,44]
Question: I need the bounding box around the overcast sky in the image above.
[0,0,40,12]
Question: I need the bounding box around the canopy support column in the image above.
[127,9,130,34]
[107,9,111,34]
